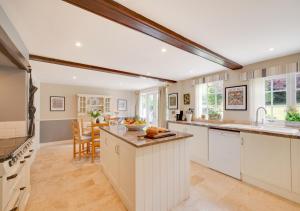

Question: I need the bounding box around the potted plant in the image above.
[208,111,221,120]
[89,111,102,123]
[285,106,300,127]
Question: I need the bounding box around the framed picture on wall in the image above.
[225,85,247,110]
[183,93,190,105]
[50,96,65,111]
[117,99,127,111]
[168,93,178,110]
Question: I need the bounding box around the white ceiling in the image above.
[30,61,162,90]
[1,0,300,89]
[115,0,300,65]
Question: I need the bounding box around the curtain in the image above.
[158,86,167,128]
[195,71,228,85]
[134,91,140,118]
[249,77,265,122]
[240,61,299,81]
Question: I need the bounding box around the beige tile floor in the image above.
[26,140,300,211]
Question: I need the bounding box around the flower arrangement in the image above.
[89,111,102,120]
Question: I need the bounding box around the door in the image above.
[241,132,291,190]
[187,125,208,165]
[118,140,135,210]
[140,91,158,126]
[292,139,300,194]
[106,135,119,187]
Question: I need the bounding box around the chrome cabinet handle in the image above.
[24,155,31,159]
[7,173,18,180]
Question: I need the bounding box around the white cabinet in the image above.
[168,122,185,133]
[168,122,209,166]
[292,139,300,194]
[77,94,111,118]
[241,132,291,191]
[188,126,208,165]
[101,131,134,210]
[101,129,191,211]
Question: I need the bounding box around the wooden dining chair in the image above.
[79,118,92,136]
[90,122,109,162]
[72,120,92,160]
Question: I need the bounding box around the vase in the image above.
[186,113,192,122]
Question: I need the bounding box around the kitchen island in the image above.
[100,125,193,211]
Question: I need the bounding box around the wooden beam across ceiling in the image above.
[63,0,243,70]
[0,23,30,71]
[29,54,177,83]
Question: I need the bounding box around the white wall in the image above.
[40,83,136,120]
[167,53,300,122]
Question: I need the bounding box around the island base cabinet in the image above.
[135,140,190,211]
[292,139,300,195]
[241,132,291,191]
[101,131,191,211]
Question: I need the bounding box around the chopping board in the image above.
[144,132,176,139]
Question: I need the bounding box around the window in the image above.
[265,76,287,120]
[139,91,158,126]
[198,81,223,118]
[296,74,300,104]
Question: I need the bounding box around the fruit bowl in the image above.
[124,124,146,131]
[123,118,147,131]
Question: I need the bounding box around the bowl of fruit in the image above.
[123,118,147,131]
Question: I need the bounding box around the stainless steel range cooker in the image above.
[0,137,34,211]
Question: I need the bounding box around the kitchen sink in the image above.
[222,124,299,134]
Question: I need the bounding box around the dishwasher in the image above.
[209,129,241,179]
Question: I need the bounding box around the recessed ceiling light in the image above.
[72,76,77,80]
[269,47,274,51]
[189,70,194,74]
[161,48,167,53]
[75,42,82,47]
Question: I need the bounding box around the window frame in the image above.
[198,80,223,118]
[264,74,290,121]
[295,73,300,104]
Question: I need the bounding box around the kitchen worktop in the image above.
[101,125,193,148]
[168,120,300,139]
[0,136,30,162]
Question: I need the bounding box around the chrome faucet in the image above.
[255,107,267,125]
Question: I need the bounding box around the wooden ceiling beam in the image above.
[29,54,177,83]
[63,0,243,70]
[0,24,30,71]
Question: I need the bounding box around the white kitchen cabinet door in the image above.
[168,123,186,133]
[118,140,135,210]
[241,132,291,191]
[101,131,109,172]
[187,125,208,165]
[106,135,119,187]
[292,139,300,194]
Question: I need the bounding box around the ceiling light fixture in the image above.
[161,48,167,53]
[75,42,82,47]
[72,76,77,80]
[269,47,274,51]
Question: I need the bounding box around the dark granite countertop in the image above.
[101,125,193,148]
[0,136,30,162]
[168,120,300,139]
